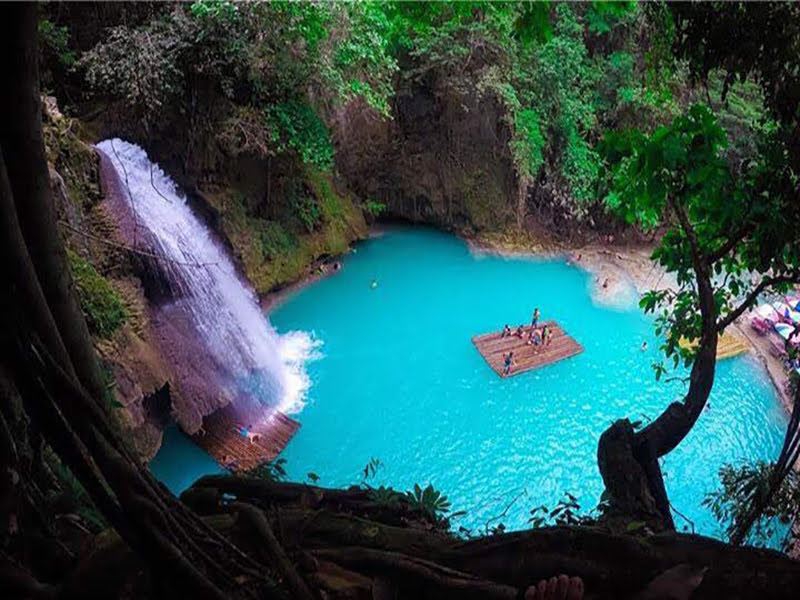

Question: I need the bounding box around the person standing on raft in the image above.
[503,351,514,376]
[531,307,541,328]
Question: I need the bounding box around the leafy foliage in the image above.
[38,18,76,70]
[79,1,395,172]
[367,485,405,509]
[267,102,334,171]
[528,492,606,528]
[67,250,127,338]
[670,2,800,133]
[72,1,714,227]
[405,483,452,519]
[362,457,383,481]
[258,221,295,261]
[604,104,800,370]
[80,15,188,133]
[363,200,387,219]
[704,461,800,552]
[241,457,287,481]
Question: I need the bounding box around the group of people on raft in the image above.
[500,308,552,375]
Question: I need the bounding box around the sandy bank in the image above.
[260,229,385,314]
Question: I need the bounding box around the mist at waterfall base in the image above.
[97,139,319,430]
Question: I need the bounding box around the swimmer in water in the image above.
[371,279,378,289]
[641,341,648,351]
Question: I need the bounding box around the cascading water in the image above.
[97,139,318,428]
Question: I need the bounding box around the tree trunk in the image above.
[0,2,107,404]
[0,6,267,598]
[597,214,720,529]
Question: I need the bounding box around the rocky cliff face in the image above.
[44,99,171,459]
[331,72,518,233]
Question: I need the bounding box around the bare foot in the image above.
[633,564,707,600]
[525,575,584,600]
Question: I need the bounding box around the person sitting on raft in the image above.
[503,351,514,376]
[515,324,525,338]
[233,424,261,445]
[531,307,541,327]
[527,327,542,347]
[502,324,512,337]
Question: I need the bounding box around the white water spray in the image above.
[97,139,319,418]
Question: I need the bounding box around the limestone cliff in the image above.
[44,98,170,459]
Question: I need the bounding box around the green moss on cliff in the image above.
[461,168,513,231]
[206,168,367,294]
[67,249,127,338]
[43,102,102,212]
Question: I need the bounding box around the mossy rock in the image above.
[461,168,513,231]
[67,249,127,338]
[205,168,367,294]
[43,113,102,213]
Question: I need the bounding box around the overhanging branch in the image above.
[716,271,800,332]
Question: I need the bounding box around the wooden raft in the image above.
[472,321,583,378]
[678,331,749,360]
[191,404,300,472]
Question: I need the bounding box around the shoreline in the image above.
[260,229,385,314]
[261,224,793,419]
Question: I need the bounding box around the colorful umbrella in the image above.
[773,322,800,344]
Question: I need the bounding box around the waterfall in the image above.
[97,139,318,427]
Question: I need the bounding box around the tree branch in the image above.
[716,272,800,332]
[705,224,751,264]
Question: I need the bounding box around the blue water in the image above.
[152,227,787,538]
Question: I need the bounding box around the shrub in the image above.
[258,221,295,260]
[67,250,127,338]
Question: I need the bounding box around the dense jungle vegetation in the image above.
[3,1,800,599]
[41,0,772,249]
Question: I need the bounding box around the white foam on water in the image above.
[276,331,324,414]
[97,138,317,416]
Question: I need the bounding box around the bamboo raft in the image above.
[191,404,300,472]
[678,331,750,360]
[472,321,583,378]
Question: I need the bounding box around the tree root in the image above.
[232,502,315,600]
[314,546,518,600]
[183,479,800,599]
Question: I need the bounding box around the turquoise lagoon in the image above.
[152,227,787,538]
